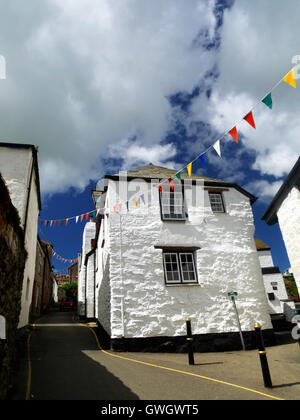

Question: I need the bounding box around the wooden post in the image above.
[186,317,194,365]
[254,322,272,388]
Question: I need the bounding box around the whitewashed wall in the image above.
[96,192,111,334]
[78,221,96,316]
[98,178,272,340]
[0,147,39,328]
[277,186,300,294]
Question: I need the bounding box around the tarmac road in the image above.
[13,307,300,401]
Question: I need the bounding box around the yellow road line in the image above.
[85,325,284,401]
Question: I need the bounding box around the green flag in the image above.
[262,93,272,109]
[176,171,181,181]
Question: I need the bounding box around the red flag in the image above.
[158,185,164,195]
[229,126,238,143]
[80,214,84,223]
[243,111,256,129]
[168,178,174,191]
[86,213,89,220]
[54,220,56,227]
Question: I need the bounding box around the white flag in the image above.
[213,140,221,157]
[76,216,79,223]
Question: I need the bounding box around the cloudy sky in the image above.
[1,0,299,271]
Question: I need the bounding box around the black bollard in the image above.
[186,317,194,365]
[254,322,272,388]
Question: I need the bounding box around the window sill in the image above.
[165,283,200,287]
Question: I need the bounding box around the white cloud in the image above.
[0,0,219,195]
[185,0,300,185]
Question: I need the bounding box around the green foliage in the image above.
[59,282,78,297]
[283,273,299,300]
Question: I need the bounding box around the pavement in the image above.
[11,306,300,401]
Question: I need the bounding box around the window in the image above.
[163,251,198,285]
[209,192,225,213]
[159,183,186,221]
[268,293,275,301]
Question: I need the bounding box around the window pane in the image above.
[209,193,224,213]
[179,253,197,283]
[163,253,181,283]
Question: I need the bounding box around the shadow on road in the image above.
[15,310,139,400]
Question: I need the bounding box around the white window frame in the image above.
[163,251,198,285]
[163,252,181,284]
[179,253,198,284]
[209,192,225,213]
[160,184,187,221]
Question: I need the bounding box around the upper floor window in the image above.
[209,192,225,213]
[159,183,187,221]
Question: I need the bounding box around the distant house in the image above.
[31,238,54,319]
[68,261,78,283]
[255,238,295,322]
[0,143,42,329]
[262,157,300,296]
[79,164,275,352]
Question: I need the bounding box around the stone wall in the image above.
[0,175,27,400]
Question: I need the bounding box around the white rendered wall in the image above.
[277,186,300,294]
[96,194,111,335]
[0,147,39,328]
[257,250,274,268]
[101,179,272,340]
[78,221,96,316]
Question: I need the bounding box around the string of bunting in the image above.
[47,244,78,264]
[38,65,297,224]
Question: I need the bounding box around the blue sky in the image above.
[0,0,299,273]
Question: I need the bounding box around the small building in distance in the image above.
[68,262,78,283]
[255,238,296,322]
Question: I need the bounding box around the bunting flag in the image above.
[86,213,89,221]
[76,216,79,224]
[168,178,174,191]
[243,111,256,129]
[213,140,221,157]
[113,205,116,214]
[262,93,272,109]
[283,69,296,88]
[176,172,182,181]
[158,184,164,195]
[140,194,145,205]
[66,218,69,225]
[126,201,129,211]
[229,126,238,143]
[186,163,192,176]
[200,155,205,167]
[119,203,122,213]
[133,198,138,208]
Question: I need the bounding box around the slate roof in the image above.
[103,163,257,204]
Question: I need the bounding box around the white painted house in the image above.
[79,164,274,352]
[262,157,300,296]
[0,143,41,329]
[255,238,295,322]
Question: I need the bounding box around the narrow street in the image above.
[12,306,300,401]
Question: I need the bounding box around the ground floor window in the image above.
[163,251,198,285]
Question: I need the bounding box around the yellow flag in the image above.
[186,163,192,177]
[133,198,138,207]
[283,69,296,88]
